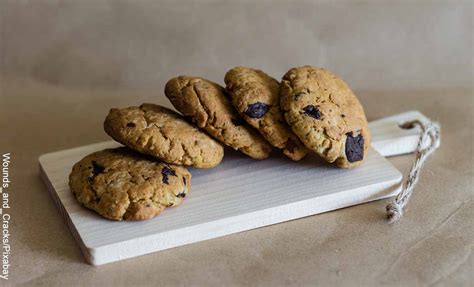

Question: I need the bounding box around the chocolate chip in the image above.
[345,132,364,162]
[182,177,187,185]
[88,161,105,184]
[162,166,176,176]
[244,102,270,118]
[91,161,105,177]
[127,122,136,127]
[176,191,186,198]
[231,118,245,126]
[162,166,177,184]
[302,105,321,119]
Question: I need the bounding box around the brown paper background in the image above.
[0,1,472,286]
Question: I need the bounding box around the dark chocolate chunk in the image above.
[176,191,186,198]
[182,177,187,185]
[302,105,321,119]
[244,102,270,118]
[231,118,245,126]
[162,166,177,176]
[161,166,177,184]
[126,122,136,127]
[345,132,364,162]
[91,161,105,177]
[88,161,105,184]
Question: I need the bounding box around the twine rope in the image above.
[386,120,441,224]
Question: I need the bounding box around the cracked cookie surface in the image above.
[224,66,308,161]
[69,147,191,221]
[104,103,224,168]
[280,66,370,168]
[165,76,272,160]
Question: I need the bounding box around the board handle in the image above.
[368,110,439,157]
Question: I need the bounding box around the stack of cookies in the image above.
[69,65,370,221]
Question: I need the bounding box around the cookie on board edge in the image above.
[69,147,191,221]
[280,66,370,168]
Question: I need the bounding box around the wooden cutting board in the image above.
[39,111,430,265]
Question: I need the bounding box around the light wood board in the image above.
[39,111,430,265]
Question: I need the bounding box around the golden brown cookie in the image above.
[224,66,308,161]
[104,103,224,168]
[165,76,272,160]
[69,147,191,221]
[280,66,370,168]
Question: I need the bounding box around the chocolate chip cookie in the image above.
[165,76,272,160]
[69,147,191,221]
[224,67,308,161]
[280,66,370,168]
[104,103,224,168]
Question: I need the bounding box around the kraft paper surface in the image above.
[0,1,472,286]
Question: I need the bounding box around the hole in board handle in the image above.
[399,121,416,130]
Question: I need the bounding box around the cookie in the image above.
[69,147,191,221]
[280,66,370,168]
[104,103,224,168]
[165,76,272,160]
[224,67,308,161]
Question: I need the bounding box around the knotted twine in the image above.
[385,120,441,224]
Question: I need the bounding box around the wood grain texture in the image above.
[38,112,428,265]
